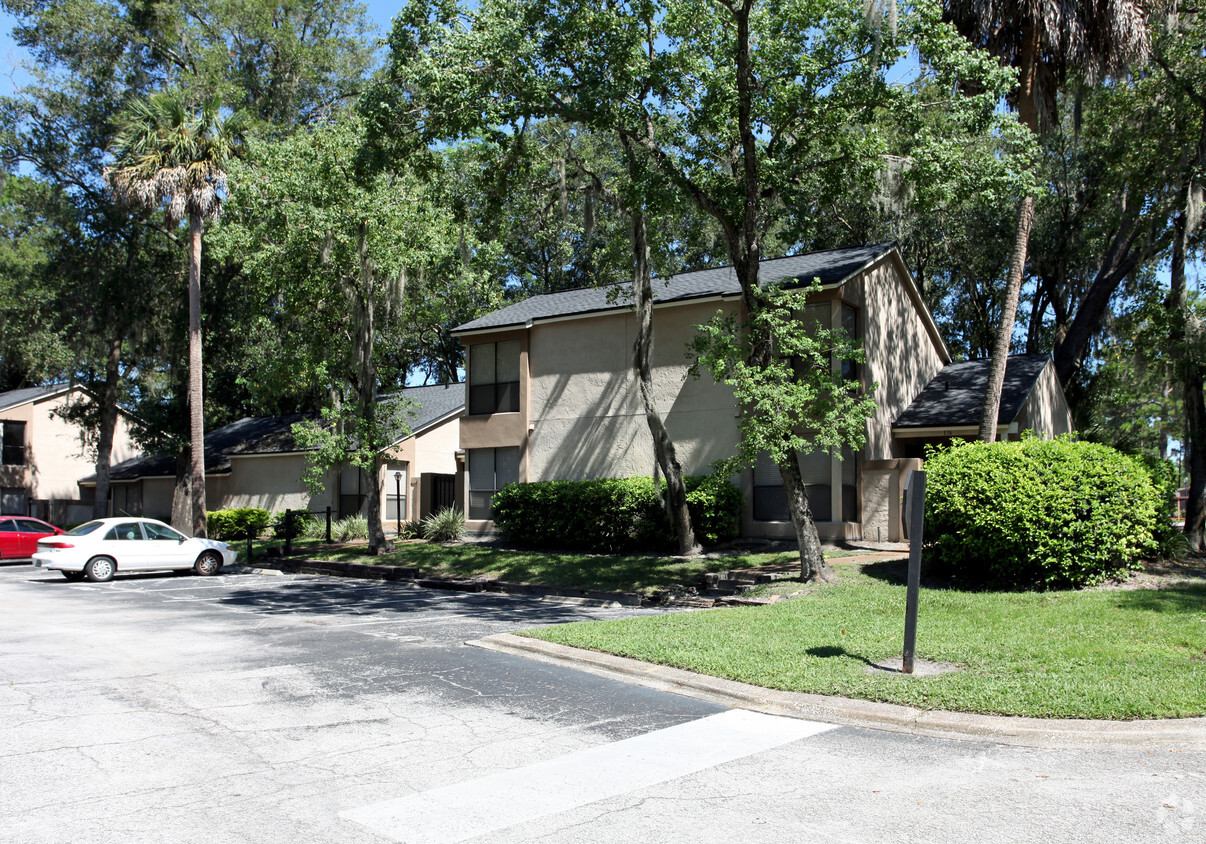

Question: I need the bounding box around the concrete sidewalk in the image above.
[471,633,1206,750]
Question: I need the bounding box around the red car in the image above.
[0,517,64,560]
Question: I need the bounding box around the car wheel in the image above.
[61,571,85,582]
[193,551,222,577]
[83,556,115,583]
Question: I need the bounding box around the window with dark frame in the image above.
[1,421,26,466]
[467,446,520,520]
[468,340,520,415]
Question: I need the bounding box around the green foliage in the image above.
[206,507,272,540]
[271,510,317,539]
[924,436,1160,588]
[421,507,466,542]
[492,476,743,553]
[689,281,878,474]
[331,515,370,542]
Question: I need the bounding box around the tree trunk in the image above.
[778,450,831,582]
[171,445,191,531]
[1170,205,1206,549]
[630,208,698,555]
[187,214,207,537]
[980,23,1042,442]
[978,192,1035,442]
[92,337,122,519]
[357,222,392,556]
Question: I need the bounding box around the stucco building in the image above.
[450,243,1073,542]
[95,383,464,525]
[0,384,142,524]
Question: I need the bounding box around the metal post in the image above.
[394,471,403,536]
[284,508,293,556]
[902,470,927,675]
[247,526,254,564]
[325,505,332,543]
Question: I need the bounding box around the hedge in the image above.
[491,475,743,553]
[206,507,273,541]
[923,436,1159,588]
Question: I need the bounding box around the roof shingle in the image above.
[893,354,1052,429]
[455,243,895,333]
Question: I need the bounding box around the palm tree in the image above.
[943,0,1152,441]
[106,90,245,536]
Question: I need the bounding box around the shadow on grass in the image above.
[806,644,879,668]
[299,542,734,594]
[1109,584,1206,613]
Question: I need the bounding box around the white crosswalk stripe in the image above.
[341,708,836,843]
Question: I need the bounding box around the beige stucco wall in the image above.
[1014,361,1074,437]
[381,415,462,522]
[1,390,141,506]
[217,453,334,513]
[845,255,949,461]
[527,299,741,483]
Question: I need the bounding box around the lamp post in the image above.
[394,471,403,536]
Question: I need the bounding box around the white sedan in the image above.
[32,518,238,582]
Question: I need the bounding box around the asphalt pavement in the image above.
[2,563,1204,843]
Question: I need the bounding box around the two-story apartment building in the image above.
[0,384,142,523]
[450,243,1073,543]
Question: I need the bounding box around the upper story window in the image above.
[791,302,859,382]
[1,421,26,466]
[468,340,520,415]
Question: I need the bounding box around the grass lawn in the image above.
[242,538,815,595]
[522,563,1206,720]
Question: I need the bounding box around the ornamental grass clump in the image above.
[422,507,466,542]
[924,436,1159,589]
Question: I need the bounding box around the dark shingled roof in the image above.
[0,384,69,411]
[455,243,896,333]
[105,384,464,482]
[893,354,1052,429]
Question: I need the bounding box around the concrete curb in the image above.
[468,633,1206,750]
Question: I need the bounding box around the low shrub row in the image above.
[206,507,273,541]
[923,436,1160,588]
[491,475,743,553]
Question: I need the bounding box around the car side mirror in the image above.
[179,537,186,543]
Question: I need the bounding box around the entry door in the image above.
[100,521,153,569]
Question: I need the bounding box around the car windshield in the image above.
[65,521,105,536]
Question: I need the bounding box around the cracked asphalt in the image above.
[2,563,1205,843]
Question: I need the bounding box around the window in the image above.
[467,447,520,520]
[1,488,24,515]
[2,421,26,466]
[386,463,408,521]
[105,522,146,541]
[790,302,860,381]
[0,520,15,533]
[468,340,520,415]
[143,522,184,541]
[753,451,832,522]
[839,303,859,381]
[340,465,366,519]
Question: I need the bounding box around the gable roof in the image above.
[893,354,1053,429]
[102,384,465,483]
[454,243,896,334]
[0,384,71,412]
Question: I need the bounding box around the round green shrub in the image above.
[924,436,1159,588]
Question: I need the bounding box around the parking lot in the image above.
[4,563,1205,843]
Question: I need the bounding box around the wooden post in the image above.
[284,509,293,556]
[902,470,926,675]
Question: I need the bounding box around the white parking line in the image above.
[341,709,835,843]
